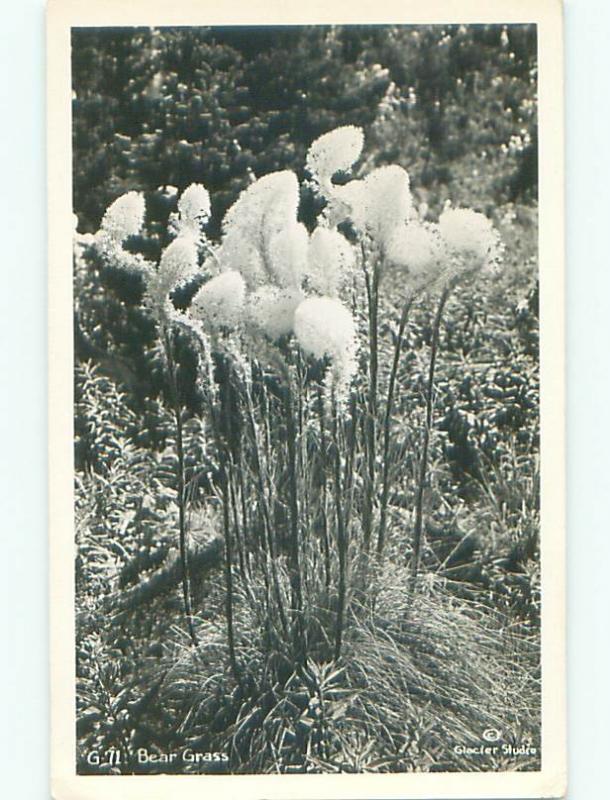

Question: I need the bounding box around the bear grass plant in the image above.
[74,125,540,773]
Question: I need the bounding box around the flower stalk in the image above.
[316,387,332,593]
[163,328,198,647]
[410,285,451,585]
[283,382,306,664]
[222,466,244,694]
[377,293,414,556]
[362,250,381,555]
[330,390,348,661]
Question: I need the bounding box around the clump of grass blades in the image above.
[341,563,540,772]
[157,558,539,774]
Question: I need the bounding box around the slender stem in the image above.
[229,470,252,588]
[222,470,244,693]
[410,286,450,585]
[362,255,380,554]
[317,388,332,594]
[331,390,348,662]
[377,295,414,556]
[163,328,198,647]
[284,383,306,665]
[243,381,290,638]
[220,367,248,692]
[343,391,359,535]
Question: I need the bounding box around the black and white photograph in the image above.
[47,2,566,798]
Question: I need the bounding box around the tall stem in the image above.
[317,388,332,593]
[163,329,198,647]
[410,286,450,585]
[243,381,290,639]
[284,384,306,665]
[222,470,244,693]
[330,391,348,661]
[377,295,414,556]
[343,392,358,536]
[229,472,252,589]
[362,253,380,554]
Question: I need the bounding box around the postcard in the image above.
[48,0,565,797]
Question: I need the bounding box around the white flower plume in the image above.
[215,233,266,288]
[294,296,358,389]
[249,285,305,340]
[219,171,301,288]
[329,165,412,249]
[158,235,199,288]
[145,235,199,311]
[190,270,246,330]
[306,126,364,194]
[306,227,356,296]
[100,191,146,243]
[173,183,211,241]
[223,171,299,240]
[438,207,502,268]
[267,223,309,289]
[386,221,445,288]
[351,165,413,243]
[178,183,211,223]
